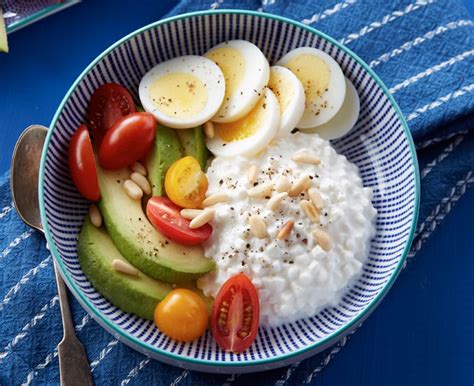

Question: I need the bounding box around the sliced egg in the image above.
[139,55,225,129]
[206,88,280,157]
[302,78,360,140]
[205,40,270,123]
[277,47,346,129]
[268,66,305,136]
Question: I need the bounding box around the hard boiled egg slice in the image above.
[205,40,270,123]
[206,88,280,157]
[268,65,305,136]
[139,55,225,129]
[277,47,346,129]
[302,78,360,140]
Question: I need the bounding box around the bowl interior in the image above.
[40,11,419,369]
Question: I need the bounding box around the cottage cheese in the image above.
[198,131,377,327]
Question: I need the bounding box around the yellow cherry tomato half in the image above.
[154,289,209,342]
[165,156,208,208]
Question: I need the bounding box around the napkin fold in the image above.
[1,0,473,385]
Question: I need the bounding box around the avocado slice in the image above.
[176,126,209,170]
[97,165,215,283]
[78,218,173,320]
[146,124,182,196]
[0,7,8,53]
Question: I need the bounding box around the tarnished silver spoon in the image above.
[11,125,93,386]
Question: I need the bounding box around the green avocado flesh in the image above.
[146,124,182,196]
[176,126,209,170]
[97,165,215,283]
[77,218,173,320]
[0,8,8,53]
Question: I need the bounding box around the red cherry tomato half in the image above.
[87,83,136,145]
[98,112,157,170]
[68,124,100,201]
[146,197,212,246]
[211,274,260,353]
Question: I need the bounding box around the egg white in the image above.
[139,55,225,129]
[302,78,360,140]
[268,65,305,136]
[205,40,270,123]
[277,47,346,129]
[206,88,280,157]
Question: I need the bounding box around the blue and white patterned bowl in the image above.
[38,10,420,373]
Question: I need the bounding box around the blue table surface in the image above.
[1,1,473,385]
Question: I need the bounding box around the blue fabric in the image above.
[1,0,474,385]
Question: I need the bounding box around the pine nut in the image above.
[130,172,151,195]
[313,228,332,251]
[203,193,229,207]
[289,175,312,197]
[112,259,139,276]
[189,209,214,229]
[292,151,321,165]
[249,215,267,238]
[248,182,273,198]
[180,209,204,219]
[308,188,324,210]
[204,121,215,138]
[275,175,291,192]
[247,165,258,184]
[123,179,143,200]
[299,200,319,223]
[89,204,102,227]
[266,192,288,211]
[277,220,294,240]
[131,161,147,176]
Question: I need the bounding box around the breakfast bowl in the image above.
[39,9,420,373]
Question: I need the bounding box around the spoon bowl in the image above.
[10,125,47,231]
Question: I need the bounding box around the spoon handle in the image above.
[54,261,94,386]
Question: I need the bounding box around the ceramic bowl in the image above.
[39,10,420,373]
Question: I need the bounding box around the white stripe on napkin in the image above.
[90,339,119,371]
[0,296,59,361]
[171,370,189,386]
[0,229,34,262]
[0,255,52,311]
[406,83,474,121]
[340,0,435,45]
[410,169,473,244]
[120,358,151,386]
[421,134,466,179]
[301,0,357,25]
[274,361,301,385]
[369,19,474,68]
[407,170,473,263]
[222,374,238,386]
[389,50,474,94]
[418,129,469,149]
[0,202,14,219]
[210,0,224,9]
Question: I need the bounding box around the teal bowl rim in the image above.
[38,9,420,368]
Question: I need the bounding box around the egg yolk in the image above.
[268,69,293,114]
[149,72,207,118]
[285,54,330,107]
[214,94,266,142]
[206,47,245,100]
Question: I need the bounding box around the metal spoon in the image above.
[11,125,93,386]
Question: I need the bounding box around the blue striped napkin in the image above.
[1,0,473,385]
